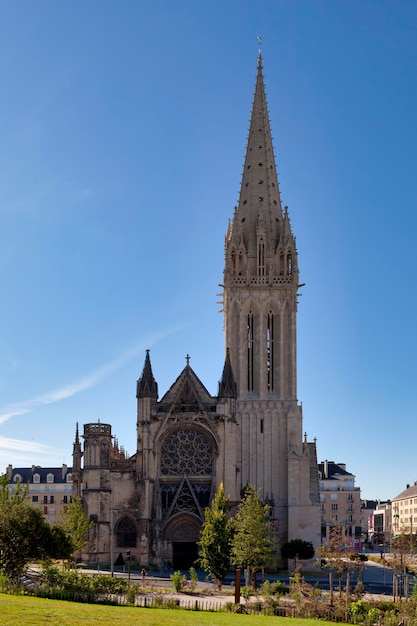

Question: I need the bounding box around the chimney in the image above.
[62,464,67,480]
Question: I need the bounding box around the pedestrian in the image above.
[141,568,146,584]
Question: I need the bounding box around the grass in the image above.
[0,593,340,626]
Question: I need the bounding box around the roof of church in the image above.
[228,53,290,257]
[159,359,214,408]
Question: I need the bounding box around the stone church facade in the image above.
[73,54,321,569]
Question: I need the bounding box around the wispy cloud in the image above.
[0,327,182,426]
[0,436,50,454]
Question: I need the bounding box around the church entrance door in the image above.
[172,541,198,570]
[165,513,201,571]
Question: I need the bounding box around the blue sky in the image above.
[0,1,416,501]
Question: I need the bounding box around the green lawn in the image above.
[0,593,339,626]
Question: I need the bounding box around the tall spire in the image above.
[227,53,285,261]
[136,350,158,399]
[223,54,299,399]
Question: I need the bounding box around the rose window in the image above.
[160,428,213,476]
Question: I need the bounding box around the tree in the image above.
[316,525,356,598]
[281,539,315,572]
[61,497,93,556]
[198,483,234,589]
[0,502,73,581]
[0,472,27,506]
[390,532,417,598]
[231,485,272,585]
[0,474,72,582]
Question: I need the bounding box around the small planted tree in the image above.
[61,497,93,558]
[316,525,355,599]
[198,483,234,590]
[281,539,315,573]
[231,485,272,587]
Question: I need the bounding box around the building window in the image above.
[266,311,274,392]
[33,474,40,484]
[32,496,38,503]
[160,428,213,476]
[66,473,73,483]
[331,504,338,511]
[287,251,292,275]
[63,496,68,504]
[347,493,354,502]
[50,496,54,504]
[43,506,48,515]
[47,474,54,483]
[14,474,22,483]
[43,496,48,504]
[258,238,265,276]
[331,514,338,522]
[247,311,254,392]
[116,516,137,548]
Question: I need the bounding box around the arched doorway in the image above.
[165,514,201,570]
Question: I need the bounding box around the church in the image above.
[72,54,321,569]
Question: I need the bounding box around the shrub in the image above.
[188,567,198,591]
[241,585,254,602]
[171,570,186,592]
[349,599,368,623]
[366,607,381,625]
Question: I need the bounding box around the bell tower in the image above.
[223,54,320,547]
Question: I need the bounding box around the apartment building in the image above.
[318,460,362,547]
[7,464,73,525]
[392,482,417,536]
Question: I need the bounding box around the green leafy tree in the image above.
[316,525,356,598]
[231,485,272,585]
[281,539,315,572]
[0,474,72,581]
[61,497,93,556]
[198,483,234,589]
[0,503,72,581]
[0,473,27,505]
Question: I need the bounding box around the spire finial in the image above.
[257,35,263,58]
[185,354,190,366]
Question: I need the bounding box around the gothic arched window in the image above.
[258,238,265,276]
[247,311,254,392]
[287,251,292,275]
[266,311,274,391]
[116,516,137,548]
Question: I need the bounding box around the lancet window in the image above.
[247,311,254,392]
[258,238,265,276]
[116,516,137,548]
[287,251,292,275]
[266,311,274,391]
